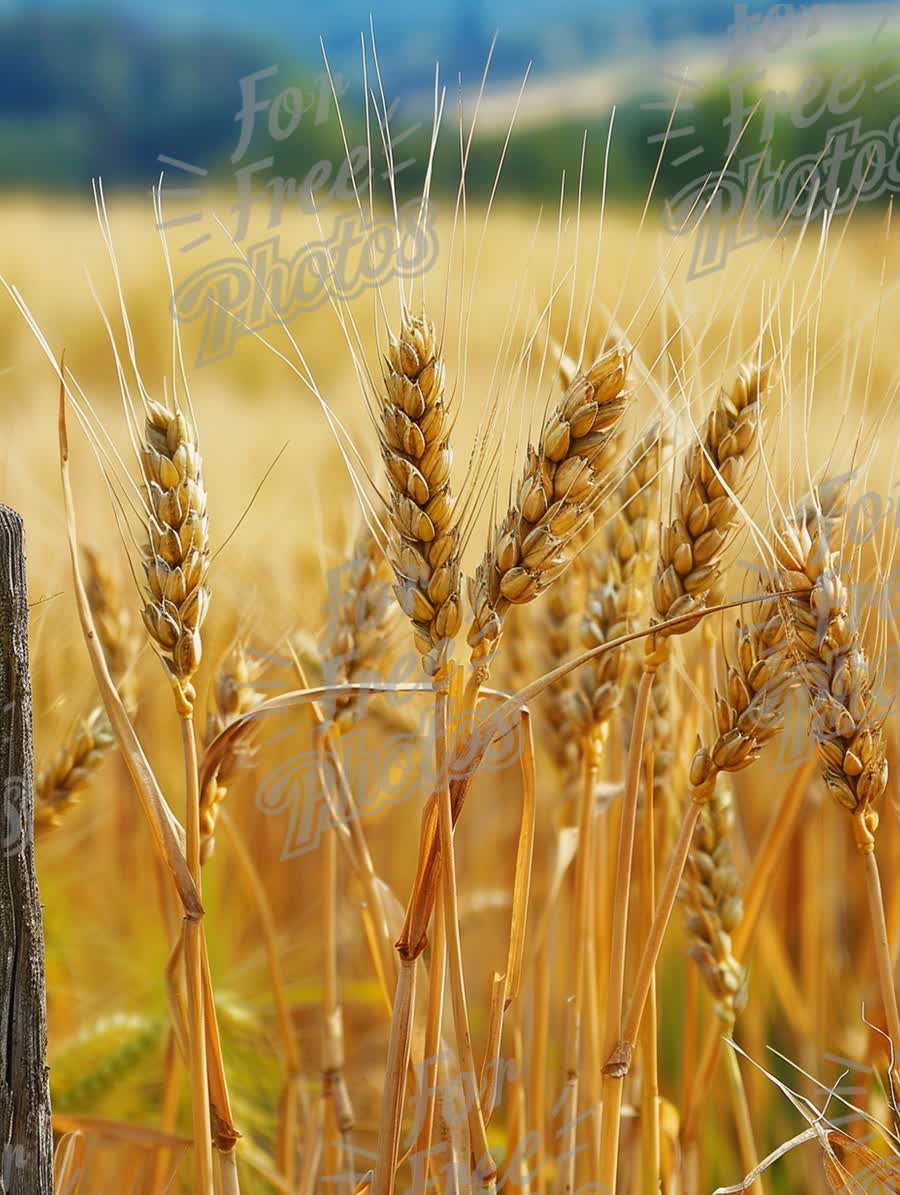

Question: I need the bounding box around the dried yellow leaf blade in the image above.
[826,1130,900,1193]
[52,1131,86,1194]
[505,706,536,1004]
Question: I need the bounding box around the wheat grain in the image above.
[542,569,584,771]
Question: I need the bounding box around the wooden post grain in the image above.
[0,505,53,1193]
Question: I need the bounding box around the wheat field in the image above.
[3,184,900,1195]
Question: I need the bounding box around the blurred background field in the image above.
[3,1,900,1193]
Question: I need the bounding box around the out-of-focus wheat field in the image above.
[5,188,900,1194]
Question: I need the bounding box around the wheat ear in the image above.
[139,399,210,715]
[649,363,770,660]
[774,480,897,1091]
[34,708,115,835]
[572,427,663,736]
[468,345,631,667]
[684,775,768,1192]
[542,568,585,772]
[682,777,746,1025]
[774,482,887,824]
[36,551,142,836]
[83,546,139,712]
[199,645,264,863]
[380,312,461,679]
[320,522,396,728]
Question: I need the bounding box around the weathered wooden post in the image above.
[0,505,53,1193]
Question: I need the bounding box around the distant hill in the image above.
[14,0,882,92]
[0,9,345,186]
[1,1,896,207]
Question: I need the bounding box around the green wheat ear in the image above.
[52,1013,165,1112]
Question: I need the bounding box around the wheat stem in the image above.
[435,679,496,1191]
[617,799,703,1067]
[530,943,550,1195]
[217,1150,241,1195]
[317,728,354,1178]
[219,808,302,1184]
[862,843,900,1100]
[412,900,446,1195]
[372,958,417,1195]
[598,663,655,1192]
[181,716,213,1195]
[561,730,604,1195]
[722,1045,764,1195]
[639,754,660,1195]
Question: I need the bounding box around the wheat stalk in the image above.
[316,523,396,1184]
[373,309,464,1195]
[559,428,662,1190]
[599,361,770,1193]
[135,393,233,1193]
